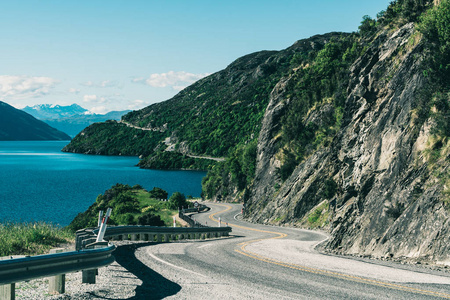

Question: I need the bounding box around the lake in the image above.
[0,141,206,226]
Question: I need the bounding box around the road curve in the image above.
[134,202,450,299]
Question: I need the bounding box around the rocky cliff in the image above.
[245,18,450,266]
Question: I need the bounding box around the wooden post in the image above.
[0,284,15,300]
[49,248,65,294]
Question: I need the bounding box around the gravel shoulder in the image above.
[15,241,143,300]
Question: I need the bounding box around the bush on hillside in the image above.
[137,213,165,226]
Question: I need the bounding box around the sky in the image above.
[0,0,392,114]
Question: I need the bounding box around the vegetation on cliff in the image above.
[417,0,450,206]
[138,151,216,170]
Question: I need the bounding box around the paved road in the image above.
[133,203,450,299]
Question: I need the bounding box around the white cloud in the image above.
[90,106,108,114]
[100,80,114,87]
[133,71,210,90]
[81,81,94,87]
[173,85,187,91]
[68,88,80,94]
[83,94,98,103]
[128,99,149,110]
[0,75,59,100]
[81,94,124,114]
[132,77,145,83]
[81,80,117,88]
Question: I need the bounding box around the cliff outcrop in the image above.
[246,21,450,265]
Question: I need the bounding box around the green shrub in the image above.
[167,192,188,210]
[139,151,215,171]
[322,178,338,199]
[359,15,377,37]
[137,213,165,226]
[419,0,450,81]
[149,187,168,200]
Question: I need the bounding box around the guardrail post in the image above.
[131,234,138,241]
[49,248,65,294]
[0,283,15,300]
[82,269,96,284]
[164,234,169,242]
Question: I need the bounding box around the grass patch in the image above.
[135,189,176,224]
[303,201,330,229]
[0,222,73,256]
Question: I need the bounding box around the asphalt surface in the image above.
[129,202,450,299]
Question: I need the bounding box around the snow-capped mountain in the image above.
[22,104,130,137]
[22,104,88,120]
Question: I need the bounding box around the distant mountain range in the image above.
[22,104,131,137]
[22,103,88,119]
[0,101,71,141]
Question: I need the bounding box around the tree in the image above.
[359,15,377,37]
[137,213,165,226]
[419,0,450,77]
[168,192,188,210]
[149,187,168,200]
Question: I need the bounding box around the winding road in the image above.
[127,202,450,299]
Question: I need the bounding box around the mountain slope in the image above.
[0,102,71,141]
[63,33,343,159]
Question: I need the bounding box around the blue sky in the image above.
[0,0,391,114]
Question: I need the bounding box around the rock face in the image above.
[246,23,450,265]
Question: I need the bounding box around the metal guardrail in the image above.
[75,204,231,250]
[179,204,210,227]
[76,225,232,250]
[0,244,116,285]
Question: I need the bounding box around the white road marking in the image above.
[197,244,212,249]
[148,252,207,278]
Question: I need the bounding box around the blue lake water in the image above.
[0,141,206,226]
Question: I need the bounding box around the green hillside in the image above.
[0,101,71,141]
